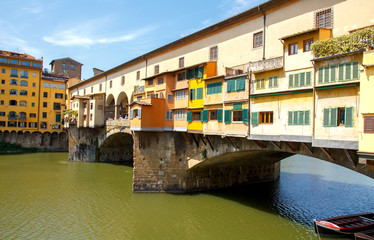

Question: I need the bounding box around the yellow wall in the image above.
[188,79,204,108]
[223,102,248,136]
[204,77,223,104]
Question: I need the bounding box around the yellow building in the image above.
[0,50,42,132]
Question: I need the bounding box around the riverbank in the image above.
[0,141,37,154]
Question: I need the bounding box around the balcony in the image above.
[249,56,283,73]
[134,85,145,94]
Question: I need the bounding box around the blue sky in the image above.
[1,0,266,80]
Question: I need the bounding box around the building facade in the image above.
[50,57,83,80]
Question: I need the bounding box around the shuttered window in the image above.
[235,77,245,91]
[196,88,203,99]
[190,89,195,100]
[207,82,222,95]
[364,116,374,133]
[251,112,259,125]
[201,110,209,122]
[242,109,248,123]
[319,61,360,83]
[323,107,353,127]
[269,76,278,88]
[197,66,204,79]
[217,109,223,122]
[187,112,192,122]
[227,80,235,92]
[288,110,310,125]
[289,71,312,88]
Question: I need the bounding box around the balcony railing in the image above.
[249,56,283,73]
[106,119,130,127]
[134,85,145,93]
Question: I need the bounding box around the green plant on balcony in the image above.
[312,27,374,58]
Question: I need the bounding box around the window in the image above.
[10,59,19,65]
[19,112,26,120]
[19,101,27,107]
[196,88,203,99]
[42,112,47,118]
[253,31,263,48]
[175,90,186,100]
[59,84,65,89]
[54,103,61,110]
[136,96,142,101]
[186,67,203,80]
[28,122,37,128]
[154,65,159,75]
[10,89,17,95]
[110,80,112,88]
[251,111,273,125]
[84,89,86,95]
[43,92,48,98]
[148,79,153,86]
[233,110,243,122]
[1,100,4,105]
[8,121,17,127]
[31,102,35,107]
[21,61,30,66]
[323,107,353,127]
[20,90,27,96]
[29,113,36,118]
[136,71,140,80]
[256,78,265,89]
[62,64,66,70]
[175,110,186,120]
[1,80,4,84]
[32,83,36,87]
[289,71,312,88]
[177,72,185,81]
[207,82,222,95]
[43,102,47,108]
[193,112,201,121]
[159,92,163,99]
[130,109,141,119]
[20,70,28,78]
[364,116,374,133]
[179,57,184,68]
[99,84,102,91]
[71,65,74,70]
[167,94,173,102]
[43,82,50,88]
[190,89,195,100]
[10,79,18,85]
[0,112,4,116]
[289,43,298,55]
[51,83,57,89]
[0,121,5,127]
[32,62,41,67]
[40,122,47,129]
[288,110,310,125]
[210,46,218,61]
[33,72,36,77]
[0,58,7,63]
[304,39,314,52]
[20,80,28,86]
[315,8,332,28]
[90,103,93,110]
[1,90,4,94]
[121,76,125,86]
[89,114,92,121]
[227,78,245,92]
[157,77,164,85]
[318,61,359,84]
[55,93,63,99]
[32,92,35,97]
[18,122,26,128]
[268,76,278,88]
[210,110,218,120]
[166,111,173,120]
[8,111,17,120]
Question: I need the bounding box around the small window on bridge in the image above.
[364,116,374,133]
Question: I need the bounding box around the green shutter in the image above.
[235,78,245,91]
[345,62,352,80]
[269,77,273,88]
[299,111,305,125]
[197,66,204,78]
[304,110,310,125]
[217,109,223,122]
[185,70,190,80]
[202,110,209,122]
[294,74,300,87]
[190,89,195,100]
[306,72,312,86]
[330,65,336,82]
[218,82,222,93]
[240,78,245,90]
[227,80,232,92]
[224,110,231,123]
[318,67,324,83]
[293,110,299,125]
[288,111,293,125]
[345,106,354,127]
[197,88,203,99]
[352,61,359,79]
[330,108,338,127]
[324,66,330,83]
[242,109,248,123]
[300,72,306,87]
[260,78,265,89]
[323,108,330,127]
[207,83,212,95]
[274,76,278,87]
[251,112,259,125]
[338,64,345,81]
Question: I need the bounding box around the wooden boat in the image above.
[355,230,374,240]
[314,212,374,237]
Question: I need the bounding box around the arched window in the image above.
[9,100,17,106]
[20,70,28,78]
[10,79,18,85]
[20,80,28,86]
[8,111,17,120]
[19,101,27,107]
[10,69,18,77]
[20,90,27,96]
[19,112,26,120]
[9,89,17,95]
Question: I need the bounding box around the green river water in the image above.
[0,152,373,240]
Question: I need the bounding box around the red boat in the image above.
[355,230,374,240]
[314,212,374,237]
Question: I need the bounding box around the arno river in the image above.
[0,153,373,239]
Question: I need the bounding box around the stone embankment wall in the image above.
[0,130,68,151]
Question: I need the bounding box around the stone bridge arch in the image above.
[99,132,133,163]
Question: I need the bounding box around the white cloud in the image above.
[221,0,264,17]
[43,24,157,47]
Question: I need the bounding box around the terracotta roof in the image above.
[130,101,152,106]
[280,28,326,41]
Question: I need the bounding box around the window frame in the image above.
[303,39,314,52]
[288,42,298,55]
[253,31,263,48]
[209,46,218,61]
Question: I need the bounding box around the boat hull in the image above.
[355,230,374,240]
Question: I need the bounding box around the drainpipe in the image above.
[258,5,266,60]
[104,75,107,123]
[248,70,252,137]
[311,61,316,143]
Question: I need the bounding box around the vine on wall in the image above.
[312,27,374,58]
